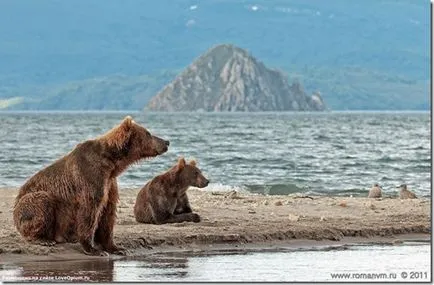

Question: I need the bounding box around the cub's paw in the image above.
[192,213,201,223]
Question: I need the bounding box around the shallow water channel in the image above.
[0,240,430,282]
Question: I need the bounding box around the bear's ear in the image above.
[177,157,186,171]
[101,116,133,148]
[121,116,134,130]
[189,160,197,167]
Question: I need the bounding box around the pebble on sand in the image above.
[288,213,300,222]
[364,202,376,210]
[274,201,283,206]
[226,190,242,199]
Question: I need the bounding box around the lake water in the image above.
[0,111,430,197]
[0,241,431,282]
[0,111,431,282]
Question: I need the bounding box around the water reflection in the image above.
[0,242,430,282]
[113,255,190,281]
[0,259,114,282]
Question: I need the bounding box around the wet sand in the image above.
[0,187,430,263]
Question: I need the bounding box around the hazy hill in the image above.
[0,0,429,110]
[3,71,177,110]
[147,44,326,111]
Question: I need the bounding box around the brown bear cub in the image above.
[134,158,209,224]
[13,116,169,256]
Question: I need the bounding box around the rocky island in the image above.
[146,44,326,112]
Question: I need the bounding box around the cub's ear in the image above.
[189,160,197,167]
[177,157,186,171]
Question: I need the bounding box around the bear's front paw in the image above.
[113,249,127,255]
[83,248,109,257]
[82,242,109,256]
[192,213,201,223]
[106,246,127,255]
[98,250,110,257]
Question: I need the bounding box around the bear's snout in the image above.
[152,136,170,155]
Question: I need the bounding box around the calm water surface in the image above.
[0,111,430,197]
[0,242,430,282]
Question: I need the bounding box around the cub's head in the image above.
[174,157,209,188]
[103,116,170,161]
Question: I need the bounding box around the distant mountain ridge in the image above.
[147,44,326,112]
[0,0,429,110]
[3,72,177,111]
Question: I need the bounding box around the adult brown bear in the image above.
[13,116,169,256]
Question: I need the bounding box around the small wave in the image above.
[323,188,367,197]
[200,183,249,194]
[210,157,290,166]
[341,162,365,168]
[405,165,432,171]
[413,158,431,164]
[299,154,317,159]
[210,157,246,165]
[406,146,427,150]
[312,186,394,197]
[313,134,330,141]
[333,144,346,150]
[0,158,47,165]
[380,176,395,181]
[367,121,382,126]
[243,183,306,195]
[376,156,401,163]
[315,187,429,198]
[342,155,357,159]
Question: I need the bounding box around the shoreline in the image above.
[0,188,430,264]
[1,233,430,264]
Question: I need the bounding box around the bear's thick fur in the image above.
[134,158,209,224]
[13,116,169,256]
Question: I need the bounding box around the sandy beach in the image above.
[0,187,430,263]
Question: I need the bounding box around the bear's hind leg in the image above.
[13,192,56,246]
[77,205,110,256]
[95,201,125,255]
